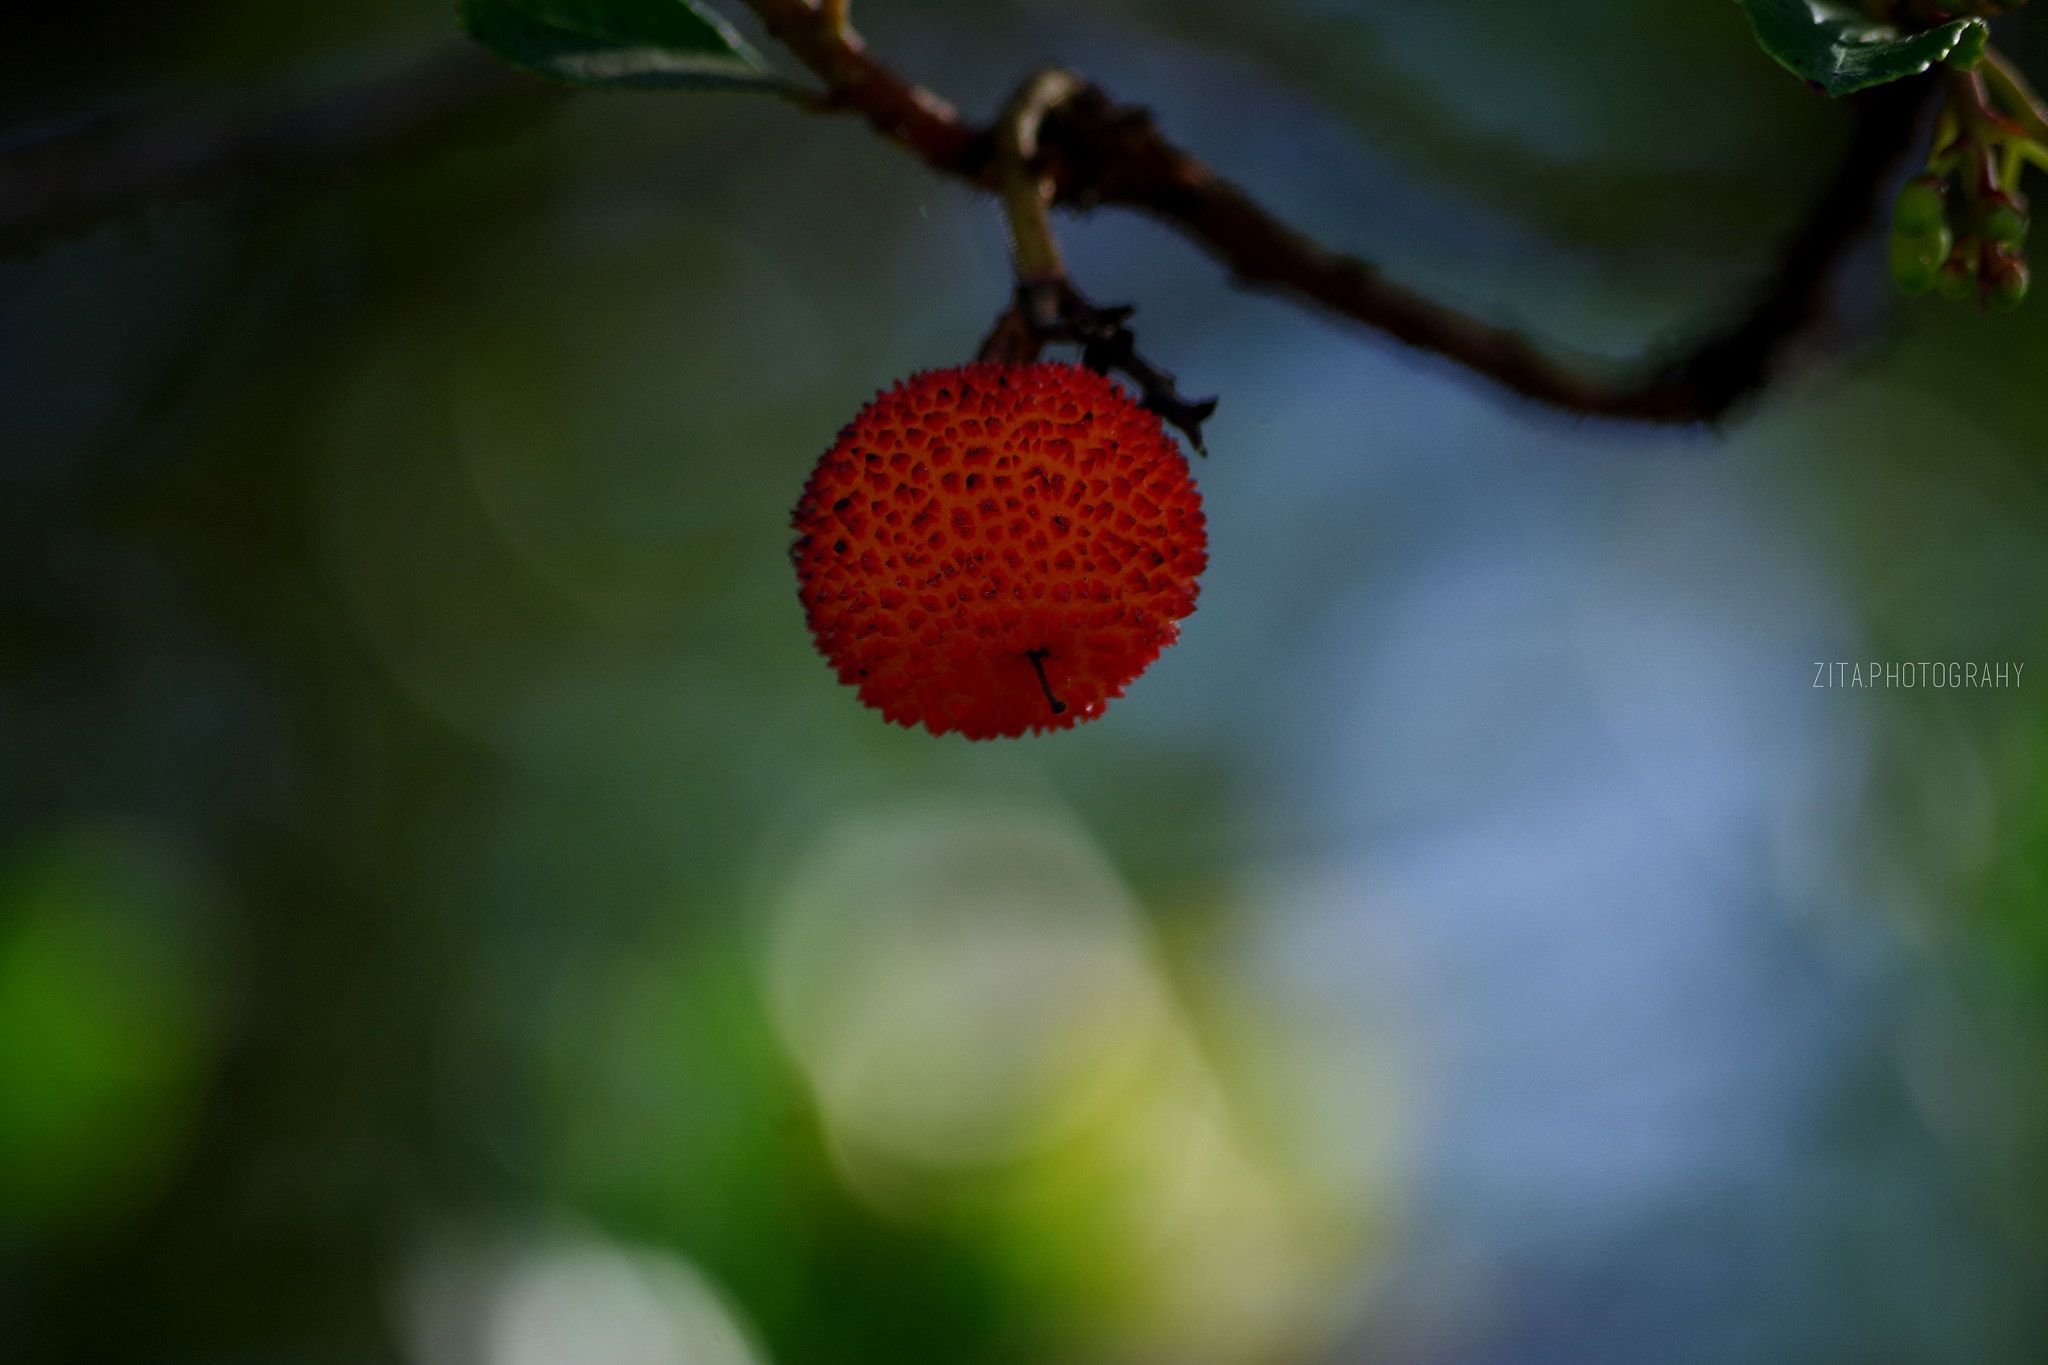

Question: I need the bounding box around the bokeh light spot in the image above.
[765,804,1165,1170]
[402,1232,766,1365]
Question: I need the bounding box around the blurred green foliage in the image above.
[0,827,213,1233]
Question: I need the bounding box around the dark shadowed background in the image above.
[4,2,2048,1362]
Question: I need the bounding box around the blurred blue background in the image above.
[4,1,2048,1362]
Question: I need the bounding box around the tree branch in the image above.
[1051,80,1927,423]
[743,0,1930,425]
[2,5,1929,426]
[748,0,981,174]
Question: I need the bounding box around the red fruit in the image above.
[791,362,1207,739]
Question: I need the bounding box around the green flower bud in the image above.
[1889,224,1951,295]
[1982,193,2029,247]
[1937,240,1981,302]
[1987,251,2029,311]
[1893,174,1948,238]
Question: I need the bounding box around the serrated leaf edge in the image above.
[1742,0,1985,97]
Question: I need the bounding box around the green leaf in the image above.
[458,0,784,93]
[1738,0,1985,97]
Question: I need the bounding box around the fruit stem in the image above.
[1929,106,1964,175]
[1948,66,2026,145]
[995,68,1085,286]
[1984,46,2048,146]
[1025,649,1067,716]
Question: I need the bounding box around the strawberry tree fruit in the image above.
[791,362,1207,739]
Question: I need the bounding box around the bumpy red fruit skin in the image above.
[791,362,1207,739]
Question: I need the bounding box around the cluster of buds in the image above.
[1889,53,2048,311]
[1889,170,2029,309]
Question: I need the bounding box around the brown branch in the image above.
[0,3,1929,426]
[744,0,1930,425]
[0,47,562,256]
[1052,79,1927,422]
[747,0,982,175]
